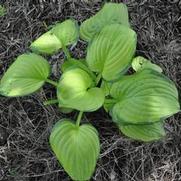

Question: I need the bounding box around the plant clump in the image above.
[0,3,180,181]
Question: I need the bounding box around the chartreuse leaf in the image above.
[80,3,130,41]
[52,19,79,45]
[30,19,78,54]
[110,69,180,125]
[50,119,100,181]
[119,121,166,142]
[86,24,136,81]
[101,80,112,96]
[61,58,96,80]
[57,68,104,112]
[30,31,62,54]
[132,56,162,73]
[0,53,50,97]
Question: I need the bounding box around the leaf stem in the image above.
[46,79,58,87]
[104,98,117,105]
[62,44,71,60]
[96,73,102,86]
[43,99,58,106]
[76,111,83,127]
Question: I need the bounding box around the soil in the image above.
[0,0,181,181]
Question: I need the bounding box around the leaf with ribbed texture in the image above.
[80,3,130,41]
[61,58,96,80]
[50,119,100,181]
[52,19,79,45]
[30,19,78,54]
[110,69,180,125]
[119,121,165,142]
[57,68,105,112]
[30,31,62,54]
[86,24,136,81]
[0,53,50,97]
[132,56,162,73]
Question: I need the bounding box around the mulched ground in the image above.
[0,0,181,180]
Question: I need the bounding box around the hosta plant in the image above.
[0,3,180,181]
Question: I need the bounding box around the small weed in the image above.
[0,5,6,17]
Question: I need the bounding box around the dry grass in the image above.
[0,0,181,180]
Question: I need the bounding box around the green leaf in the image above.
[80,3,130,41]
[50,119,100,181]
[132,56,162,73]
[52,19,79,45]
[86,24,136,81]
[57,68,105,112]
[110,69,180,125]
[0,53,50,97]
[100,80,112,96]
[30,31,62,54]
[30,19,79,55]
[119,121,165,142]
[103,98,117,113]
[61,58,96,80]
